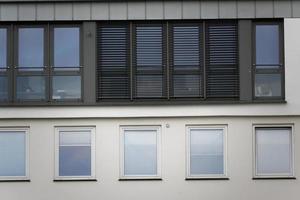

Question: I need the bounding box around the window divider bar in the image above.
[202,22,206,99]
[130,22,134,101]
[166,21,170,100]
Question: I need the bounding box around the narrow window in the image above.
[170,24,203,98]
[133,24,166,98]
[206,22,239,98]
[55,127,95,180]
[51,26,82,101]
[16,26,47,101]
[254,126,293,178]
[0,128,29,180]
[120,126,161,179]
[254,22,284,99]
[97,24,130,99]
[0,27,8,101]
[187,126,227,178]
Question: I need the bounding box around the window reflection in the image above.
[16,76,46,100]
[255,74,281,97]
[52,76,81,100]
[18,28,44,69]
[54,27,80,68]
[0,76,8,101]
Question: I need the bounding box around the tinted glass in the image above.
[173,75,201,97]
[256,25,279,66]
[18,28,44,69]
[16,76,46,100]
[124,130,157,176]
[0,29,7,68]
[59,131,91,176]
[255,74,281,97]
[0,76,8,101]
[54,27,80,68]
[256,128,292,175]
[52,76,81,100]
[136,75,162,97]
[190,129,224,175]
[0,131,26,176]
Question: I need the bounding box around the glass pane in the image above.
[59,130,91,176]
[256,25,279,66]
[54,27,80,68]
[124,130,157,176]
[136,75,163,97]
[256,128,292,175]
[0,28,7,68]
[136,26,162,71]
[16,76,46,100]
[52,76,81,100]
[18,28,44,69]
[255,74,282,97]
[173,26,200,70]
[59,146,91,176]
[60,131,91,146]
[0,131,26,176]
[190,129,224,175]
[0,76,8,101]
[173,75,201,97]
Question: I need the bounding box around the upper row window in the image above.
[254,22,284,99]
[0,25,82,102]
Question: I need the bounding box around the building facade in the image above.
[0,0,300,199]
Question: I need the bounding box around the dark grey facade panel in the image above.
[0,1,297,21]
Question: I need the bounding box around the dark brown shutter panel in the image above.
[170,24,204,98]
[97,24,130,99]
[206,22,239,98]
[133,25,166,98]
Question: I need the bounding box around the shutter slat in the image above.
[206,22,239,98]
[97,25,130,99]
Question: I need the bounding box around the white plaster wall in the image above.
[0,116,298,200]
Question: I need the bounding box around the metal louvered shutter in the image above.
[206,22,239,98]
[97,24,130,99]
[133,24,166,98]
[170,24,203,98]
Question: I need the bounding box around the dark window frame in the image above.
[252,21,285,101]
[50,24,83,102]
[0,23,83,104]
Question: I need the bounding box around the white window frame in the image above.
[253,124,295,178]
[54,126,96,180]
[119,126,162,180]
[186,125,228,179]
[0,127,30,181]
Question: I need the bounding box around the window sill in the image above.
[0,179,30,182]
[185,177,229,181]
[53,179,97,182]
[252,177,296,180]
[119,178,162,181]
[0,99,287,107]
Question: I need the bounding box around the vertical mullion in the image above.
[202,21,206,99]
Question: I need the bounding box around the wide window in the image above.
[55,127,95,180]
[186,126,227,179]
[254,22,284,99]
[0,24,82,103]
[0,128,29,180]
[254,126,294,178]
[97,21,239,101]
[120,126,161,179]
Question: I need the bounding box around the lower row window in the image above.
[0,125,294,181]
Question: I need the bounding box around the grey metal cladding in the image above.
[0,0,296,21]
